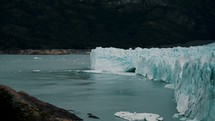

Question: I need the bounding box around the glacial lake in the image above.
[0,54,180,121]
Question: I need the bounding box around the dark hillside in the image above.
[0,0,214,49]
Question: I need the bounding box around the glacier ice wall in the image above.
[90,43,215,121]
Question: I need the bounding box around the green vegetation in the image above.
[0,0,214,49]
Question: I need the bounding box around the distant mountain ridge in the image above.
[0,0,214,49]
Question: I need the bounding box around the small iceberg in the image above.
[33,57,42,60]
[32,70,41,72]
[172,113,181,118]
[76,70,103,74]
[114,111,163,121]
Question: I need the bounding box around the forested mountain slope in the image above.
[0,0,214,49]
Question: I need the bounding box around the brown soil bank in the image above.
[0,84,83,121]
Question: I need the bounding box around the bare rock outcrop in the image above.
[0,84,83,121]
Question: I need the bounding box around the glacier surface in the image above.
[90,43,215,121]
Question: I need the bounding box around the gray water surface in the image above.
[0,54,180,121]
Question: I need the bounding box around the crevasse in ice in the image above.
[90,43,215,121]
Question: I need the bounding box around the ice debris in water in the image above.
[172,113,181,118]
[33,57,42,60]
[32,70,41,72]
[114,111,163,121]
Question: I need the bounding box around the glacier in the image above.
[90,43,215,121]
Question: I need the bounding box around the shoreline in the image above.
[0,40,213,55]
[0,84,83,121]
[0,49,91,55]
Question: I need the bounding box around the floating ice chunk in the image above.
[76,70,103,74]
[33,57,42,60]
[172,113,182,118]
[32,70,41,72]
[164,84,174,89]
[114,111,163,121]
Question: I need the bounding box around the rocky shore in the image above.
[0,49,91,55]
[0,84,83,121]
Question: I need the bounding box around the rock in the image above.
[87,113,100,119]
[0,84,83,121]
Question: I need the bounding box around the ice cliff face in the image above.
[90,43,215,121]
